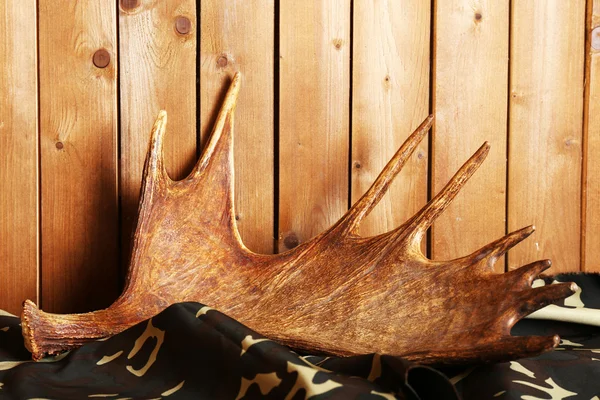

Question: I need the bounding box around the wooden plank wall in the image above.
[119,0,198,274]
[38,0,119,313]
[278,1,350,252]
[0,0,38,314]
[200,0,274,254]
[584,0,600,272]
[509,1,585,273]
[351,0,430,240]
[0,1,597,314]
[432,1,509,270]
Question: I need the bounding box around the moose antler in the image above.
[22,73,575,364]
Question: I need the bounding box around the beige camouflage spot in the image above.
[196,306,213,317]
[284,361,342,400]
[235,372,281,400]
[367,354,381,382]
[0,361,27,371]
[240,335,270,357]
[510,361,535,379]
[513,377,576,399]
[161,380,184,396]
[370,390,397,399]
[97,351,124,366]
[126,319,165,377]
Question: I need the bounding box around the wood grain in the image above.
[432,0,509,270]
[39,0,119,312]
[278,0,350,252]
[119,0,197,267]
[584,0,600,272]
[0,0,38,315]
[508,0,585,273]
[200,0,274,254]
[351,0,430,239]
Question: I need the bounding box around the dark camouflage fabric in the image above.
[0,274,599,399]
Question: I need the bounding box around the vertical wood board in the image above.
[584,0,600,271]
[0,0,38,315]
[278,0,351,252]
[508,0,585,273]
[200,0,275,254]
[351,0,430,239]
[39,0,119,312]
[432,0,509,270]
[119,0,197,268]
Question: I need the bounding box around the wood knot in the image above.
[592,26,600,51]
[383,75,391,89]
[120,0,139,11]
[283,232,299,249]
[333,38,343,50]
[93,49,110,68]
[354,161,361,169]
[55,142,64,150]
[175,16,192,35]
[474,12,482,22]
[217,55,228,68]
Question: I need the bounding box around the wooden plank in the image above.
[0,0,38,315]
[39,1,119,312]
[119,1,197,267]
[432,1,509,270]
[508,1,585,273]
[200,0,274,254]
[278,1,350,252]
[351,0,430,239]
[583,0,600,272]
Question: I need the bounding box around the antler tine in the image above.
[337,115,433,235]
[140,110,170,195]
[516,282,578,319]
[463,226,535,271]
[402,142,490,245]
[506,260,552,290]
[406,335,560,365]
[191,72,241,177]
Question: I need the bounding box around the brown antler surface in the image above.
[22,73,575,364]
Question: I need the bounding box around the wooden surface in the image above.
[351,0,430,239]
[0,2,596,312]
[508,0,585,273]
[584,0,600,272]
[0,0,38,315]
[200,0,275,254]
[432,0,509,270]
[278,0,350,252]
[38,0,119,313]
[119,0,198,269]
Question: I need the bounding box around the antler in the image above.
[21,73,576,364]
